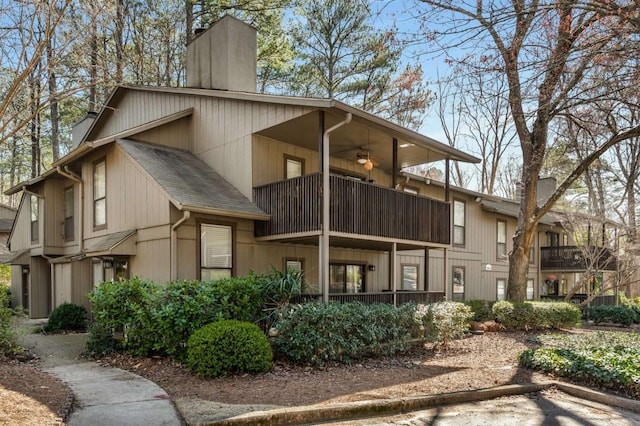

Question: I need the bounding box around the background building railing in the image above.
[540,246,617,271]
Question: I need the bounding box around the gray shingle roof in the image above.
[84,229,136,254]
[0,219,13,233]
[117,139,268,219]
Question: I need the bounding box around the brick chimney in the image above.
[186,15,257,92]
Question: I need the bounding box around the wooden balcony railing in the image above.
[540,246,617,271]
[254,173,450,244]
[291,291,445,306]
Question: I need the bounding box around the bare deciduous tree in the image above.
[416,1,640,301]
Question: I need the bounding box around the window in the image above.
[329,263,365,293]
[285,155,304,179]
[496,278,506,301]
[527,279,535,300]
[452,266,465,301]
[200,224,233,280]
[497,220,507,260]
[284,258,304,273]
[453,199,465,246]
[93,159,106,228]
[30,195,39,243]
[401,264,419,290]
[92,261,104,287]
[64,187,74,241]
[547,232,560,247]
[529,244,535,264]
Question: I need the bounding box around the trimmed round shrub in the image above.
[186,320,272,377]
[44,303,87,333]
[417,301,473,347]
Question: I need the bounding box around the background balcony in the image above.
[540,246,617,271]
[254,173,450,244]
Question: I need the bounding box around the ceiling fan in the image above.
[355,151,379,171]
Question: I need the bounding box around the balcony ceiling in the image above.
[257,109,479,173]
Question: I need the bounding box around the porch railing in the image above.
[291,291,445,305]
[540,246,617,271]
[254,173,450,244]
[540,294,617,307]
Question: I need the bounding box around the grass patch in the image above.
[520,330,640,398]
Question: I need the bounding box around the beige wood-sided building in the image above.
[4,16,621,318]
[5,17,483,318]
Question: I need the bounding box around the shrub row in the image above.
[89,275,267,358]
[274,302,418,365]
[588,305,639,326]
[492,301,581,331]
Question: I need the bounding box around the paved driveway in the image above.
[326,389,640,425]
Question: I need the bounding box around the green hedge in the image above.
[493,301,580,331]
[274,302,417,365]
[187,320,272,377]
[89,275,268,358]
[588,305,639,326]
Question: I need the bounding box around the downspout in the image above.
[320,113,352,303]
[57,166,84,252]
[171,210,191,281]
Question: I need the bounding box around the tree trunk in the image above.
[47,35,60,161]
[115,0,125,84]
[89,16,98,111]
[186,0,193,45]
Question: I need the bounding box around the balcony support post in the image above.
[443,247,449,299]
[320,113,352,303]
[392,138,398,189]
[391,242,397,307]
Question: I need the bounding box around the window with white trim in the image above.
[453,199,465,246]
[64,186,74,241]
[527,279,535,300]
[30,195,39,243]
[93,159,106,228]
[497,220,507,260]
[200,224,233,280]
[496,278,506,301]
[401,264,419,290]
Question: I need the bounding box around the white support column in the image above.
[443,247,449,300]
[391,242,397,306]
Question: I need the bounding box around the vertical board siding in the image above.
[254,173,450,244]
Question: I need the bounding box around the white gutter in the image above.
[320,113,352,303]
[57,166,84,252]
[171,211,191,281]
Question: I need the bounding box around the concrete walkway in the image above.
[14,319,183,426]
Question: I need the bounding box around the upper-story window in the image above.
[64,186,74,241]
[285,155,304,179]
[93,158,106,229]
[452,199,465,246]
[30,195,39,243]
[497,219,507,260]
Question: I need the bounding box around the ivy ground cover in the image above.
[520,331,640,398]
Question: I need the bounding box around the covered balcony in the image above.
[540,246,617,271]
[254,173,450,245]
